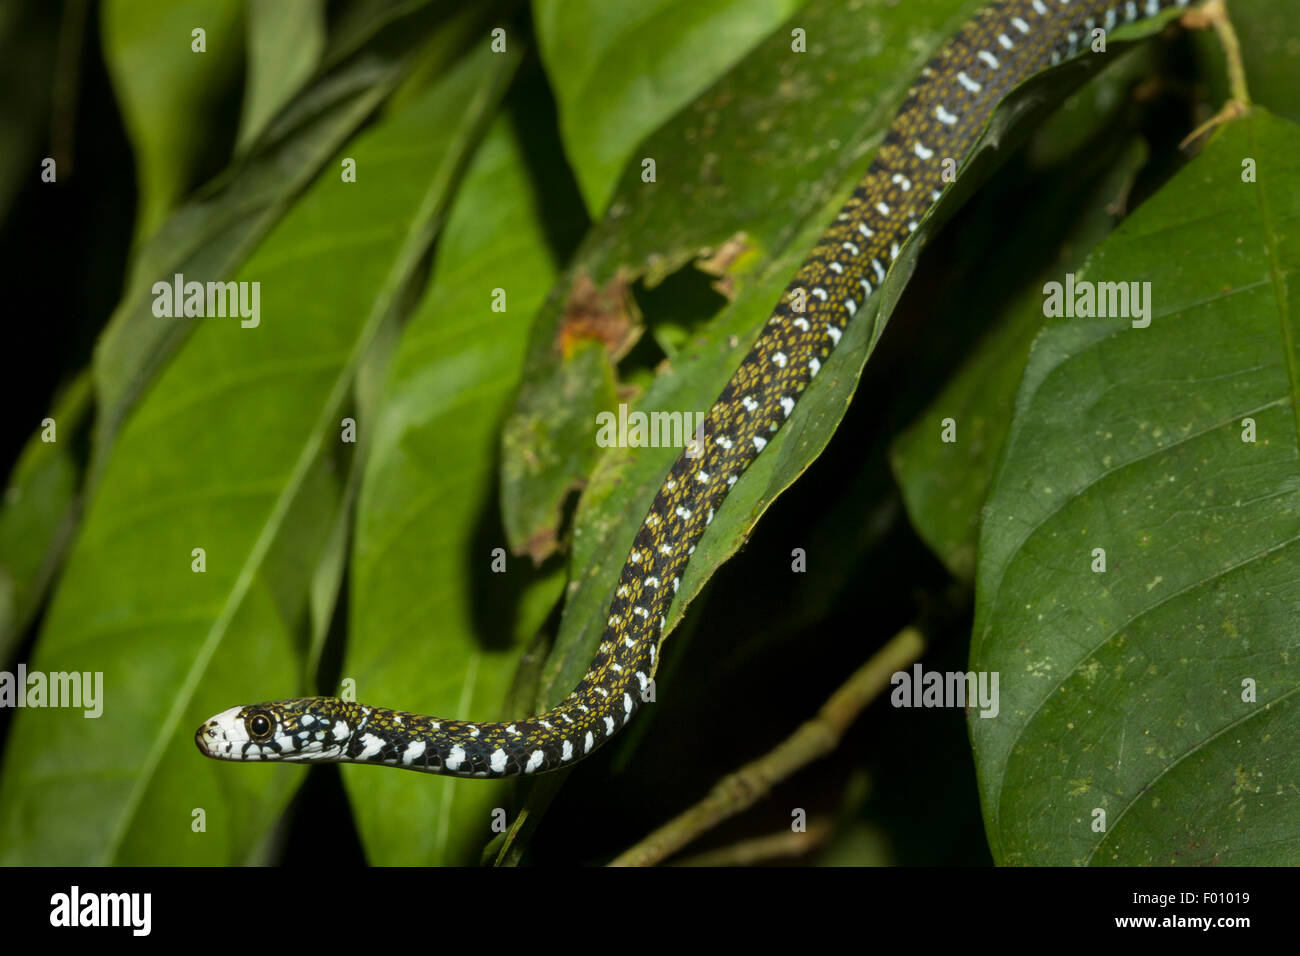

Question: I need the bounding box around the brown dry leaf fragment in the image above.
[558,271,639,359]
[696,231,751,302]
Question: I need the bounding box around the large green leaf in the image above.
[101,0,246,241]
[970,109,1300,865]
[533,0,808,215]
[237,0,326,151]
[342,112,570,866]
[0,45,515,864]
[0,373,92,660]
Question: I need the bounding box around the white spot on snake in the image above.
[844,297,857,316]
[780,396,794,417]
[1012,16,1030,33]
[332,720,348,741]
[872,259,886,282]
[772,351,788,368]
[357,733,385,760]
[506,724,519,735]
[604,715,616,735]
[561,740,574,761]
[584,731,594,752]
[490,748,507,774]
[742,396,759,412]
[809,358,821,377]
[936,105,958,125]
[858,223,874,238]
[525,750,544,773]
[446,745,466,772]
[876,201,891,216]
[301,715,315,726]
[828,261,843,274]
[753,435,767,451]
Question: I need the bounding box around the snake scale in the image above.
[197,0,1194,777]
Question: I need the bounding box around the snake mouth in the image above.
[195,705,257,760]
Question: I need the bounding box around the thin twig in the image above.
[1178,0,1252,149]
[671,819,834,867]
[608,625,925,867]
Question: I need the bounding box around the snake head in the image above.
[195,698,356,762]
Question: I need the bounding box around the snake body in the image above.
[197,0,1193,777]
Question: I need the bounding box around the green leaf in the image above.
[342,113,569,866]
[0,373,92,660]
[533,0,808,215]
[101,0,246,241]
[0,45,516,865]
[970,109,1300,866]
[237,0,326,151]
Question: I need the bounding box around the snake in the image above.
[196,0,1195,777]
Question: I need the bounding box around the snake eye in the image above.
[248,713,273,741]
